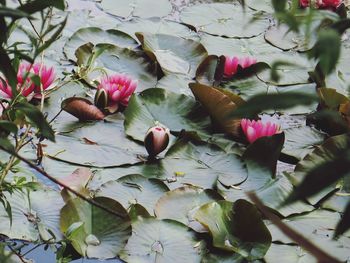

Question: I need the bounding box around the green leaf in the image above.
[229,93,317,118]
[194,200,272,260]
[60,197,131,259]
[15,102,55,141]
[120,217,205,263]
[180,3,268,38]
[0,7,31,19]
[309,29,341,75]
[292,134,350,205]
[284,154,350,206]
[96,174,169,214]
[136,33,207,77]
[18,0,65,14]
[189,83,242,135]
[99,0,172,18]
[0,120,18,135]
[124,88,212,142]
[64,27,138,61]
[155,186,223,231]
[335,200,350,237]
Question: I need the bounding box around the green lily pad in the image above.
[200,34,281,63]
[162,139,248,189]
[116,18,199,42]
[220,75,269,100]
[60,197,131,259]
[246,0,274,13]
[99,0,172,19]
[76,43,157,91]
[180,3,268,38]
[124,88,212,142]
[120,217,205,263]
[194,200,272,260]
[45,120,145,168]
[136,33,207,77]
[218,133,285,201]
[282,126,327,161]
[96,174,169,214]
[293,134,350,205]
[64,27,138,61]
[155,186,223,231]
[0,187,64,242]
[156,74,193,96]
[255,175,314,217]
[264,243,316,263]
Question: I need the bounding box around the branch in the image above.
[247,191,341,263]
[0,145,125,218]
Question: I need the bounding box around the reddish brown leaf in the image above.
[61,97,105,121]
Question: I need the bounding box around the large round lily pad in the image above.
[180,3,269,38]
[194,200,272,260]
[155,186,223,231]
[99,0,172,19]
[45,120,145,168]
[96,174,169,214]
[64,27,138,61]
[117,18,199,42]
[76,43,157,91]
[137,33,208,76]
[0,187,64,242]
[120,217,205,263]
[124,88,212,142]
[60,197,131,259]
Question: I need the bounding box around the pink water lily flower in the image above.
[97,74,138,110]
[224,56,257,78]
[300,0,341,9]
[241,118,280,143]
[18,62,56,99]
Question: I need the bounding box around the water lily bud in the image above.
[94,88,108,109]
[144,125,170,157]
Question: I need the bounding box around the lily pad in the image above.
[0,187,64,242]
[76,43,157,91]
[117,18,199,42]
[120,217,205,263]
[194,200,272,260]
[60,197,131,259]
[293,134,350,205]
[96,174,169,214]
[45,120,145,168]
[124,88,212,142]
[64,27,138,61]
[136,33,207,76]
[99,0,172,19]
[155,186,223,231]
[180,3,268,38]
[156,74,193,96]
[282,126,327,161]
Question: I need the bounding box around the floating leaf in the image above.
[124,88,212,142]
[99,0,172,19]
[194,200,271,260]
[64,27,138,61]
[155,186,223,231]
[180,3,268,38]
[120,217,204,263]
[60,197,131,259]
[96,174,169,214]
[136,33,207,77]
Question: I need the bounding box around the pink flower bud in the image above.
[144,125,170,157]
[299,0,341,9]
[241,118,281,144]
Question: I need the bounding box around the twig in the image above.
[247,192,341,263]
[0,145,125,218]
